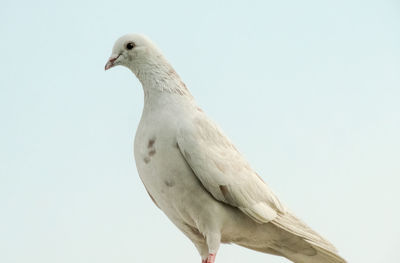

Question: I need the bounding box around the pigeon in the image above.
[105,34,346,263]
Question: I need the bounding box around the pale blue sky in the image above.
[1,0,399,262]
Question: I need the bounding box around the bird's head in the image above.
[104,34,163,72]
[105,34,188,94]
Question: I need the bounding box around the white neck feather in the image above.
[130,54,192,98]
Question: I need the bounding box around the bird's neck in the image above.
[131,58,192,98]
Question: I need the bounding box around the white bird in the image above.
[105,34,346,263]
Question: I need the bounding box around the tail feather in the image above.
[271,212,346,263]
[280,245,346,263]
[311,243,346,263]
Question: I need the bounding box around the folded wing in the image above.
[177,115,286,223]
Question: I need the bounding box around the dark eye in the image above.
[126,42,135,50]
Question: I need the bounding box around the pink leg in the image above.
[206,253,216,263]
[201,260,207,263]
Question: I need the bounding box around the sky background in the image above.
[1,0,400,262]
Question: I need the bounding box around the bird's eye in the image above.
[126,42,135,50]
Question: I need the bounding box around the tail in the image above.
[270,212,346,263]
[279,244,346,263]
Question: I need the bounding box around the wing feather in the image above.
[177,115,285,223]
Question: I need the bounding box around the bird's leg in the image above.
[201,259,207,263]
[206,253,216,263]
[204,232,219,263]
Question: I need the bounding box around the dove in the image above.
[105,34,346,263]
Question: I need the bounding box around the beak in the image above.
[105,54,120,70]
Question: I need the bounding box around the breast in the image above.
[132,106,224,226]
[134,127,199,209]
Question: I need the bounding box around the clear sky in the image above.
[1,0,399,262]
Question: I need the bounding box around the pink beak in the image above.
[105,54,120,70]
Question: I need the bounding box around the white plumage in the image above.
[105,34,346,263]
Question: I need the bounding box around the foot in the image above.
[206,253,216,263]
